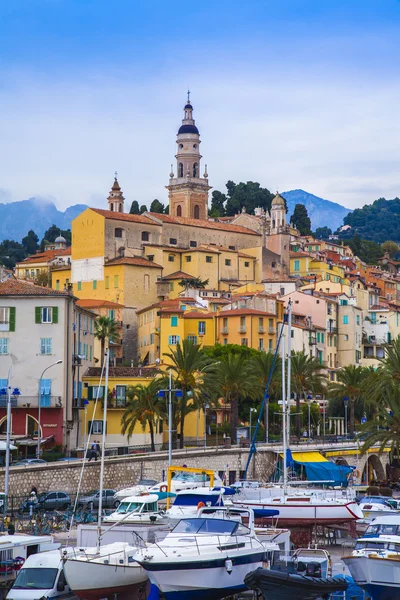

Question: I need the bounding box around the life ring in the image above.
[160,485,168,493]
[13,557,25,571]
[354,469,360,478]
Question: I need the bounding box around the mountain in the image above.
[0,198,88,241]
[282,189,352,231]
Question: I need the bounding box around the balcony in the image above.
[0,396,62,408]
[238,326,247,333]
[221,326,229,334]
[268,327,276,334]
[258,326,266,334]
[327,326,338,334]
[309,336,317,345]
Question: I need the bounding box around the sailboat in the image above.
[232,300,363,528]
[63,349,149,600]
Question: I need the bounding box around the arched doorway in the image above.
[27,415,42,438]
[362,454,385,484]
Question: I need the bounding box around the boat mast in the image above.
[281,332,287,494]
[286,299,292,442]
[97,347,109,553]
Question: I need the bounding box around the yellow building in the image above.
[81,366,204,447]
[216,308,279,351]
[76,299,124,362]
[290,252,347,283]
[16,245,71,283]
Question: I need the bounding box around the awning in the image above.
[0,441,17,451]
[16,435,54,446]
[283,449,353,487]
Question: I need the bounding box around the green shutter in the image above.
[35,307,41,324]
[9,307,15,332]
[87,386,93,400]
[52,307,58,324]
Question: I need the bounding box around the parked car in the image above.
[78,489,118,510]
[12,459,47,467]
[18,491,71,513]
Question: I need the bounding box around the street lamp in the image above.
[37,360,63,459]
[4,365,20,512]
[307,395,312,440]
[204,403,210,448]
[249,407,257,442]
[157,370,182,466]
[344,397,349,437]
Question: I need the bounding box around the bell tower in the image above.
[166,93,211,220]
[107,173,125,213]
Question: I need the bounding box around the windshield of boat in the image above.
[117,500,158,514]
[13,568,58,589]
[172,518,249,536]
[172,472,210,483]
[355,541,388,550]
[366,524,399,536]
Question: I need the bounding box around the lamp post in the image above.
[4,365,17,512]
[307,395,312,440]
[249,407,257,442]
[204,403,210,448]
[157,370,182,467]
[37,360,63,459]
[344,396,349,437]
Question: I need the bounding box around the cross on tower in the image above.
[114,170,118,180]
[187,89,191,102]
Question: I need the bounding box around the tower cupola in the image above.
[107,173,125,213]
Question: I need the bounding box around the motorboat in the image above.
[166,487,227,526]
[359,496,400,520]
[343,515,400,600]
[134,509,276,600]
[63,542,149,600]
[103,494,167,525]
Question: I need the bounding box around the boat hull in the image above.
[64,557,148,600]
[233,500,361,526]
[343,555,400,600]
[141,551,265,600]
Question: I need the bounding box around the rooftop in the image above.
[83,367,160,378]
[146,212,260,235]
[77,299,124,309]
[0,279,70,297]
[106,256,162,268]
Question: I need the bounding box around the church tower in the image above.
[166,94,211,220]
[107,174,125,213]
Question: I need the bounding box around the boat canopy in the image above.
[285,450,353,487]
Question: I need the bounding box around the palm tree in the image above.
[94,316,119,359]
[328,365,368,437]
[290,351,326,437]
[163,339,214,448]
[252,352,282,438]
[214,353,260,444]
[121,379,166,451]
[360,384,400,456]
[364,337,400,404]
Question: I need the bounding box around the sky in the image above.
[0,0,400,212]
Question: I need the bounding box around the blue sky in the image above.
[0,0,399,211]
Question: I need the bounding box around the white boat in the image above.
[166,487,226,526]
[103,494,167,525]
[343,516,400,600]
[134,509,277,600]
[359,496,400,520]
[63,542,149,600]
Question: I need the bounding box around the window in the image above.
[108,309,115,320]
[334,335,337,346]
[105,276,109,289]
[168,335,180,345]
[193,163,198,178]
[194,205,200,219]
[37,307,58,324]
[142,231,149,242]
[223,338,228,345]
[0,339,8,355]
[317,332,321,343]
[77,281,82,291]
[88,420,103,435]
[225,259,231,266]
[321,333,325,343]
[40,338,52,355]
[40,379,51,406]
[343,315,349,325]
[185,256,192,262]
[228,246,236,250]
[241,338,248,346]
[115,228,123,238]
[90,345,92,361]
[55,280,60,291]
[271,261,276,268]
[93,280,97,290]
[169,282,174,291]
[116,386,126,406]
[294,260,300,272]
[187,335,198,344]
[92,386,104,398]
[178,162,184,177]
[147,255,155,263]
[356,315,360,325]
[198,321,206,335]
[244,262,250,267]
[0,307,15,332]
[114,275,119,288]
[170,238,177,245]
[259,338,264,351]
[168,255,175,262]
[171,316,178,327]
[206,256,213,263]
[176,205,182,217]
[269,339,273,350]
[190,241,197,247]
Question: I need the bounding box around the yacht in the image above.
[103,494,167,525]
[358,495,399,520]
[166,487,227,525]
[343,515,400,600]
[134,509,276,600]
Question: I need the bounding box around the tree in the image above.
[382,240,399,258]
[314,226,332,239]
[40,225,71,250]
[21,230,39,255]
[94,317,119,360]
[149,199,165,214]
[290,204,311,235]
[342,197,400,244]
[204,344,260,361]
[328,365,368,437]
[140,205,147,214]
[34,271,51,287]
[121,379,166,451]
[129,201,140,215]
[0,239,27,269]
[290,352,326,437]
[179,277,209,290]
[210,191,226,217]
[252,352,282,439]
[214,353,260,443]
[163,340,213,448]
[223,181,275,216]
[360,385,400,456]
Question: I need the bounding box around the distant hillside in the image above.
[342,197,400,243]
[282,189,352,231]
[0,198,88,241]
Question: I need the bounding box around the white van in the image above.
[7,551,77,600]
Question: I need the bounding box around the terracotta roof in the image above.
[218,308,276,317]
[91,208,157,225]
[162,271,195,280]
[21,247,71,263]
[83,367,160,378]
[209,298,231,304]
[182,311,213,319]
[238,252,254,259]
[106,257,162,268]
[0,279,70,297]
[77,299,124,309]
[290,251,310,258]
[146,212,260,235]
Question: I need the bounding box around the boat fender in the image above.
[354,469,360,478]
[225,559,233,574]
[13,557,24,571]
[160,485,168,493]
[197,502,205,509]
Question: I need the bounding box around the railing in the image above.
[327,327,338,334]
[0,396,62,408]
[268,327,276,334]
[258,326,266,334]
[238,326,246,333]
[221,327,229,334]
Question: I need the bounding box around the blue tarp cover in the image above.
[286,450,353,487]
